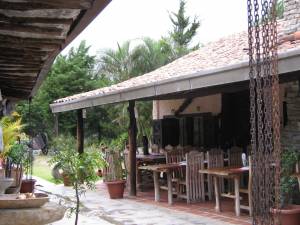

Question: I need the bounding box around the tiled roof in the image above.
[53,29,300,105]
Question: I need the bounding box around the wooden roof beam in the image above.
[0,34,64,45]
[0,22,64,36]
[0,0,92,10]
[0,13,73,25]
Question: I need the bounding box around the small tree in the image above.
[168,0,200,58]
[49,135,106,225]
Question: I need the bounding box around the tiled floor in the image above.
[125,189,252,225]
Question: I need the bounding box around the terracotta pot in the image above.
[294,31,300,41]
[272,205,300,225]
[20,179,36,193]
[62,173,72,186]
[105,180,126,199]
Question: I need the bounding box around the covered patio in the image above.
[50,17,300,222]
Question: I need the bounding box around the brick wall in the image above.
[281,0,300,35]
[281,80,300,150]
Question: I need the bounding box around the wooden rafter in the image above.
[0,13,73,25]
[0,22,64,36]
[0,0,92,10]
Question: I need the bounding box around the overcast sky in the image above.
[63,0,248,55]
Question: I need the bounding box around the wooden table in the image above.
[199,166,249,216]
[139,163,185,205]
[136,153,166,163]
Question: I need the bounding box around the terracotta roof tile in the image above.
[53,29,300,104]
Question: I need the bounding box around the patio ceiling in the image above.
[0,0,111,99]
[50,28,300,113]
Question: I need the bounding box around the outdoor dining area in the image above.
[128,145,252,218]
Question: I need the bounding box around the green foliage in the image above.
[49,135,106,225]
[103,148,124,182]
[16,41,98,138]
[168,0,200,58]
[280,148,300,207]
[276,0,284,19]
[8,142,27,164]
[0,112,23,157]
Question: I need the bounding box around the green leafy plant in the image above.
[280,148,300,207]
[0,112,23,158]
[49,135,106,225]
[103,148,124,182]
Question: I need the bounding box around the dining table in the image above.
[139,162,185,205]
[199,166,249,216]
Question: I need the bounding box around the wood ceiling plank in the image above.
[0,13,73,25]
[0,22,64,36]
[0,0,92,10]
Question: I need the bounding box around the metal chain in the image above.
[247,0,281,224]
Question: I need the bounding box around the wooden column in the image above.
[77,109,84,154]
[128,101,137,196]
[54,113,59,136]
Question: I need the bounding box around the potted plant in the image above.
[20,142,36,193]
[5,141,25,193]
[103,148,126,199]
[272,149,300,225]
[49,135,106,225]
[0,113,24,193]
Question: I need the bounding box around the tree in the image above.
[16,41,98,138]
[168,0,200,58]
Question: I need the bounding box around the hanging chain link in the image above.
[247,0,281,224]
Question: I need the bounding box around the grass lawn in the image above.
[33,155,61,184]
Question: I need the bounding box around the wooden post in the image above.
[54,113,59,136]
[128,101,137,196]
[77,109,84,154]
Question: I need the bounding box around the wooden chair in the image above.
[165,145,174,151]
[240,156,253,216]
[177,151,205,203]
[228,146,243,167]
[162,149,185,195]
[207,149,224,200]
[151,144,159,154]
[227,146,243,192]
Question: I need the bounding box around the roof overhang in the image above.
[0,0,111,99]
[50,48,300,113]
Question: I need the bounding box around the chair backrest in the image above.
[186,151,205,202]
[151,144,159,154]
[207,149,224,168]
[166,149,185,163]
[165,145,173,151]
[228,146,243,167]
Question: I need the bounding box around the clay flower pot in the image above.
[293,31,300,41]
[272,205,300,225]
[62,173,72,186]
[20,179,36,193]
[105,180,126,199]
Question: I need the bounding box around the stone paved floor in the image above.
[35,177,239,225]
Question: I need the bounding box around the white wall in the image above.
[153,94,222,119]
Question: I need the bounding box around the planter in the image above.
[272,205,300,225]
[62,173,72,186]
[20,179,36,193]
[0,178,14,194]
[105,180,126,199]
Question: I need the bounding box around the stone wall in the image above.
[281,80,300,150]
[280,0,300,36]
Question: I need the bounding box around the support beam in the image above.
[54,114,59,137]
[77,109,84,154]
[174,98,194,116]
[128,101,137,196]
